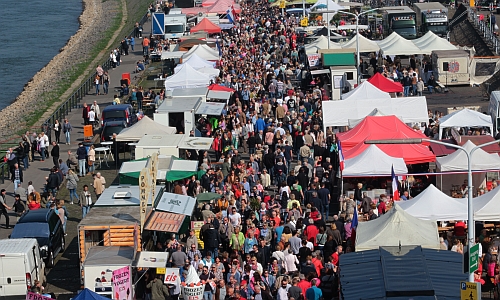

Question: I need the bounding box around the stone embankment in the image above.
[0,0,119,139]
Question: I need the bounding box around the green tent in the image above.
[118,157,149,185]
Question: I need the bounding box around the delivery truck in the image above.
[382,6,418,40]
[413,3,449,37]
[431,50,470,86]
[152,12,187,39]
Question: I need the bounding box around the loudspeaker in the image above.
[443,62,449,71]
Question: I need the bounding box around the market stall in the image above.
[438,108,493,139]
[341,81,390,100]
[343,144,408,176]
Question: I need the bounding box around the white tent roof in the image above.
[305,35,342,54]
[436,140,500,171]
[308,0,345,11]
[438,108,493,139]
[378,32,425,56]
[197,66,221,77]
[174,53,216,73]
[398,184,468,221]
[473,187,500,221]
[164,63,211,89]
[322,96,428,127]
[348,108,401,128]
[116,116,177,142]
[412,31,457,54]
[355,204,440,252]
[182,44,219,61]
[342,34,380,53]
[341,81,390,100]
[343,144,408,176]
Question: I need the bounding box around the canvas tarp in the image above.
[182,44,219,61]
[116,116,176,142]
[438,108,493,139]
[398,184,468,221]
[341,34,380,53]
[164,63,211,89]
[367,72,403,93]
[337,115,428,150]
[355,204,440,252]
[436,140,500,171]
[174,53,216,73]
[341,81,390,100]
[343,144,408,176]
[472,187,500,221]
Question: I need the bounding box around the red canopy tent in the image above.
[208,84,234,92]
[367,72,403,93]
[182,0,241,14]
[190,18,221,34]
[338,115,435,165]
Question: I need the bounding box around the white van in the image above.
[0,239,45,297]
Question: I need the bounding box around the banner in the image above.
[139,168,151,233]
[26,292,52,300]
[307,54,320,67]
[164,268,180,285]
[182,285,205,300]
[150,153,158,204]
[112,266,132,300]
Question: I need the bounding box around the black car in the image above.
[101,120,128,141]
[10,209,65,267]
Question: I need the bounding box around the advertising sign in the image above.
[112,266,132,300]
[307,54,320,67]
[139,168,150,232]
[26,292,52,300]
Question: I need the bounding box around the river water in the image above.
[0,0,82,110]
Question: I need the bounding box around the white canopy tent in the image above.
[412,31,457,54]
[308,0,345,11]
[436,140,500,171]
[341,81,390,100]
[322,96,428,128]
[164,63,211,89]
[342,34,380,53]
[174,53,216,73]
[305,36,342,54]
[398,184,468,221]
[355,204,440,252]
[343,144,408,176]
[438,108,493,139]
[116,116,176,142]
[348,108,400,128]
[473,187,500,221]
[378,32,425,56]
[197,66,221,77]
[182,44,219,61]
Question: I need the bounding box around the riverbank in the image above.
[0,0,120,139]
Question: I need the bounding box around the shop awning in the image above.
[144,211,186,233]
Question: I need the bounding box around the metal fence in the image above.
[0,11,150,184]
[468,7,500,54]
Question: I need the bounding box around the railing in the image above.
[467,7,500,54]
[0,11,151,184]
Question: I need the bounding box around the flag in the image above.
[226,7,235,24]
[352,206,358,229]
[338,141,344,171]
[231,5,238,17]
[392,164,400,201]
[215,39,222,57]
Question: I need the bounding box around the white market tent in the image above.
[308,0,345,11]
[473,187,500,221]
[378,33,425,56]
[174,53,216,73]
[161,51,185,60]
[197,66,221,77]
[377,32,402,48]
[355,204,440,252]
[164,63,211,89]
[322,96,428,128]
[412,31,457,54]
[343,144,408,176]
[436,140,500,172]
[182,44,219,61]
[348,108,400,128]
[438,108,493,139]
[116,116,176,142]
[305,36,342,54]
[341,81,390,100]
[398,184,468,221]
[342,34,380,53]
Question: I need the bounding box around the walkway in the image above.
[0,19,153,239]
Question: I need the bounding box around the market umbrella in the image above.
[196,192,223,202]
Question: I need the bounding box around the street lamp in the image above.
[365,138,500,282]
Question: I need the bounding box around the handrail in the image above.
[0,11,150,183]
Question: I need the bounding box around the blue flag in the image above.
[215,39,222,57]
[352,206,358,229]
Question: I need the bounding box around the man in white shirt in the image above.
[228,207,241,227]
[88,109,96,127]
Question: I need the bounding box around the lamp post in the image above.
[365,138,500,282]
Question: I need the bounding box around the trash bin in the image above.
[122,73,131,86]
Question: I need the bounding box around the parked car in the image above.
[100,104,137,127]
[0,238,45,298]
[101,120,128,141]
[10,209,65,267]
